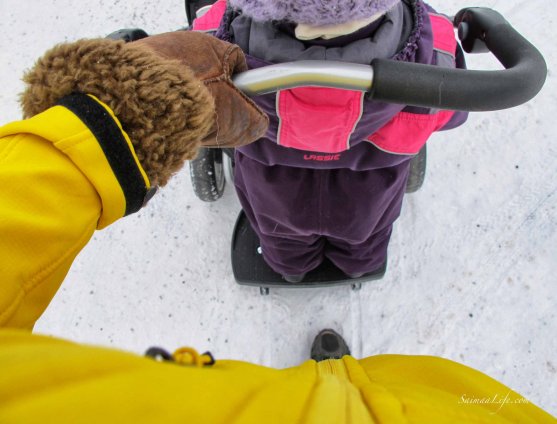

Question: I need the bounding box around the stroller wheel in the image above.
[405,145,427,193]
[105,28,148,42]
[223,149,235,183]
[189,147,225,202]
[351,282,362,291]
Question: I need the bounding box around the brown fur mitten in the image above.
[132,31,269,150]
[20,32,267,187]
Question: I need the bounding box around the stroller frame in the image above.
[114,2,548,293]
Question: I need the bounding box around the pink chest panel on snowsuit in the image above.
[367,13,457,154]
[276,88,365,153]
[194,2,457,156]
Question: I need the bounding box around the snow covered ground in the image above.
[1,0,555,416]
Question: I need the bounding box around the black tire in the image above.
[190,147,225,202]
[105,28,148,42]
[405,145,427,193]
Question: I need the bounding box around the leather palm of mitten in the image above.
[133,31,268,150]
[20,32,268,187]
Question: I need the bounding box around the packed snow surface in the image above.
[1,0,555,415]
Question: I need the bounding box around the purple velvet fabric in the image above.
[228,0,400,25]
[216,0,467,277]
[234,149,408,275]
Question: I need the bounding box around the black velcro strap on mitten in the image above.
[57,93,148,215]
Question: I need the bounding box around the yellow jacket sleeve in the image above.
[0,330,554,424]
[0,94,150,329]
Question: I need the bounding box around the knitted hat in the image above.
[228,0,400,25]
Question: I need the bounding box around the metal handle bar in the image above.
[232,61,374,96]
[231,8,547,111]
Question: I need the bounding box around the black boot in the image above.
[311,329,351,361]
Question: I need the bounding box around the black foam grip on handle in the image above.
[370,8,547,111]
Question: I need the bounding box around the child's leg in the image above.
[320,164,409,276]
[248,220,326,276]
[234,151,325,276]
[325,225,392,276]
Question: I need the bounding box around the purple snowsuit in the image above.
[202,0,468,276]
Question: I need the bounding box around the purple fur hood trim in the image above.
[228,0,401,25]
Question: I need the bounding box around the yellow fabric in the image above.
[0,102,147,328]
[172,346,214,367]
[0,105,554,423]
[0,331,554,423]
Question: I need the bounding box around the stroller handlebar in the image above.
[231,61,374,95]
[231,8,547,111]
